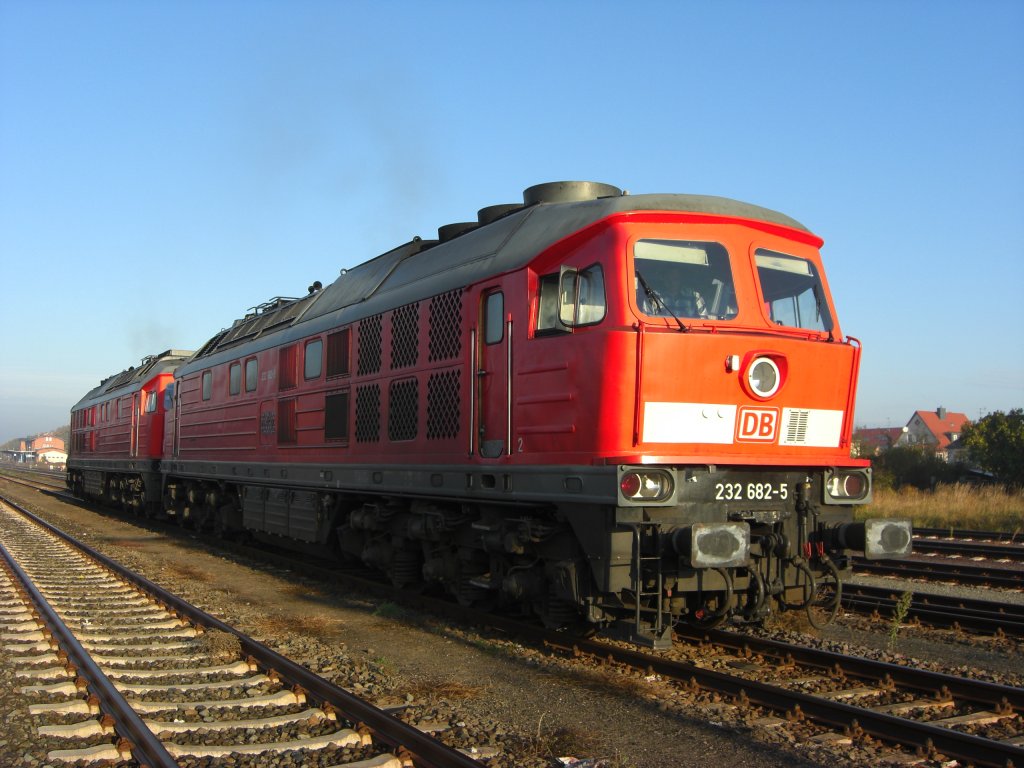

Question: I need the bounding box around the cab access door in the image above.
[476,288,509,458]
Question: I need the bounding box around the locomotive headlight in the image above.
[618,468,675,504]
[823,468,872,504]
[746,357,781,398]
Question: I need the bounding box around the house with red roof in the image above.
[853,427,907,457]
[897,407,970,461]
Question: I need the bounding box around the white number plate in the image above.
[714,482,790,502]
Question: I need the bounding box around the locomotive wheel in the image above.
[193,504,215,533]
[117,479,131,514]
[212,506,229,538]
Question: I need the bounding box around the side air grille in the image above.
[784,409,810,444]
[428,290,463,362]
[391,303,420,369]
[357,315,383,376]
[388,378,419,441]
[354,384,381,443]
[427,370,461,440]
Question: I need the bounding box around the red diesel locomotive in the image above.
[68,181,911,645]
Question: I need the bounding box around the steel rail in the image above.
[673,625,1024,712]
[915,527,1023,544]
[2,494,481,768]
[0,534,178,766]
[0,472,64,493]
[909,538,1024,562]
[842,583,1024,637]
[854,557,1024,589]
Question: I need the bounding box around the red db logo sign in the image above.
[736,407,779,442]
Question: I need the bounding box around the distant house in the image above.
[854,427,906,456]
[897,407,970,462]
[31,433,65,452]
[36,448,68,467]
[2,434,67,464]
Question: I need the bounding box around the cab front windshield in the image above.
[756,249,833,332]
[634,239,737,320]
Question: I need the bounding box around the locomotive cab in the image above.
[68,350,193,513]
[519,199,911,644]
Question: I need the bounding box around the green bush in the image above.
[871,446,966,491]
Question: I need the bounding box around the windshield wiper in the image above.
[812,286,835,341]
[636,270,686,332]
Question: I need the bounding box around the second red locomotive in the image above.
[69,181,911,645]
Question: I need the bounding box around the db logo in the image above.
[736,406,779,442]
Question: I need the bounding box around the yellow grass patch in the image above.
[857,483,1024,533]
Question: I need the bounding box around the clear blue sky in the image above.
[2,0,1022,441]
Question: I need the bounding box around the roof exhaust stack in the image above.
[477,203,521,225]
[437,222,479,242]
[523,181,622,206]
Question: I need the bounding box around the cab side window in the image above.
[536,274,561,333]
[565,264,606,326]
[245,358,258,392]
[484,291,504,344]
[536,264,606,333]
[305,338,324,379]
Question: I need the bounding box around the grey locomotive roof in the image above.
[73,350,194,409]
[178,187,810,376]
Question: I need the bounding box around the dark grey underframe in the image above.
[158,459,620,507]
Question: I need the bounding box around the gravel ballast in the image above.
[1,482,1021,767]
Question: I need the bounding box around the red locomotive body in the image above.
[70,183,911,644]
[68,351,192,511]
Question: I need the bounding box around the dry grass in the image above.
[107,539,147,549]
[249,612,339,640]
[163,562,212,582]
[763,609,815,635]
[404,677,483,701]
[281,583,325,600]
[856,483,1024,532]
[531,723,606,762]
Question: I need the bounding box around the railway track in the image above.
[841,583,1024,638]
[915,526,1024,544]
[854,556,1024,590]
[0,467,65,492]
[0,495,481,767]
[911,538,1024,563]
[4,473,1023,765]
[656,625,1024,767]
[480,613,1024,766]
[6,467,1023,626]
